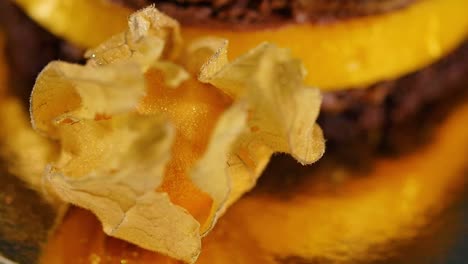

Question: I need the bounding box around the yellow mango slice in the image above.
[15,0,468,90]
[183,0,468,90]
[14,0,129,48]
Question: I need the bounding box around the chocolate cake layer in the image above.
[320,40,468,154]
[112,0,415,27]
[1,1,467,157]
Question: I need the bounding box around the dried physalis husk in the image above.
[198,40,325,206]
[30,8,201,262]
[84,6,181,66]
[32,61,145,136]
[189,102,248,232]
[46,114,205,262]
[32,61,202,261]
[200,42,324,165]
[181,37,228,76]
[29,6,324,263]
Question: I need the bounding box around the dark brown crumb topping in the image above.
[111,0,416,28]
[319,40,468,159]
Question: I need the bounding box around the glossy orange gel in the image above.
[138,70,232,224]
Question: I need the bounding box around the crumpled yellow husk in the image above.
[200,41,324,164]
[29,6,324,263]
[31,61,145,138]
[31,57,203,262]
[190,102,247,233]
[84,6,181,66]
[126,6,182,61]
[45,115,202,262]
[152,61,190,88]
[181,37,228,76]
[29,8,203,262]
[198,41,325,206]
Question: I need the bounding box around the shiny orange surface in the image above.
[41,98,468,263]
[138,70,232,225]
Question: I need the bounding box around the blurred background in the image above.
[0,0,467,263]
